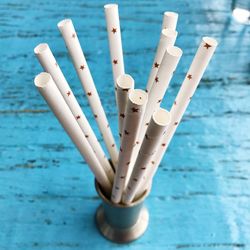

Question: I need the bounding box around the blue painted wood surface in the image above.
[0,0,249,249]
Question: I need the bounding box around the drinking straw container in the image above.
[95,180,150,243]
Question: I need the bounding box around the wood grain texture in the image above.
[0,0,249,249]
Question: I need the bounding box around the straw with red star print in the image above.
[122,108,171,204]
[111,89,148,203]
[34,43,114,181]
[116,74,134,141]
[58,19,118,166]
[34,72,112,194]
[137,37,218,196]
[134,46,182,165]
[145,28,178,93]
[104,4,125,100]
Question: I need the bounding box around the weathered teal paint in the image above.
[0,0,249,249]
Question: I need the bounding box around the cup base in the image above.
[95,204,149,243]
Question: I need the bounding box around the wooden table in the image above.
[0,0,249,249]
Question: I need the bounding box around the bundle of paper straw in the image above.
[33,4,218,204]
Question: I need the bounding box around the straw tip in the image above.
[34,72,52,88]
[167,46,183,57]
[34,43,49,55]
[202,37,218,47]
[104,3,118,9]
[57,18,72,28]
[153,108,171,126]
[163,11,178,18]
[129,89,148,105]
[116,74,134,89]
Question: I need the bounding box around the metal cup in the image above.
[95,180,150,243]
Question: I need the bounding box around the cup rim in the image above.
[95,179,151,208]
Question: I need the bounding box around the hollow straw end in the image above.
[34,72,52,88]
[202,37,218,48]
[34,43,50,56]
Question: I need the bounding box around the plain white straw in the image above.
[34,72,112,194]
[58,19,118,166]
[34,43,114,182]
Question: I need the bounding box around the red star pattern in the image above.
[126,162,130,166]
[94,114,98,118]
[174,100,177,105]
[120,113,125,118]
[131,107,139,112]
[155,76,159,83]
[162,143,166,147]
[187,74,192,80]
[151,161,155,164]
[154,62,159,68]
[85,135,89,138]
[124,130,129,135]
[87,92,92,96]
[80,65,85,70]
[67,91,71,96]
[72,33,76,38]
[204,43,212,49]
[174,122,178,125]
[113,59,118,65]
[76,115,81,120]
[111,28,117,34]
[145,134,149,139]
[157,99,162,103]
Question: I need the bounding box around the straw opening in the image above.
[34,43,49,54]
[153,108,171,126]
[162,28,177,38]
[104,3,118,9]
[167,46,182,57]
[129,89,147,105]
[164,11,178,17]
[203,37,218,47]
[34,72,51,88]
[58,18,72,28]
[116,74,134,89]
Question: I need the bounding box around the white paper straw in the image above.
[111,89,148,203]
[138,46,182,145]
[34,72,112,194]
[122,108,171,204]
[162,11,178,30]
[104,3,125,87]
[34,43,114,182]
[140,37,218,193]
[146,29,178,93]
[130,46,182,174]
[116,74,134,139]
[57,19,118,166]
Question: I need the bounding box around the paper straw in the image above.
[130,46,182,172]
[57,19,118,166]
[34,43,114,182]
[162,11,178,30]
[139,37,218,193]
[122,108,171,204]
[116,74,134,139]
[138,46,182,145]
[111,89,148,203]
[34,72,112,194]
[146,29,178,93]
[104,3,125,88]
